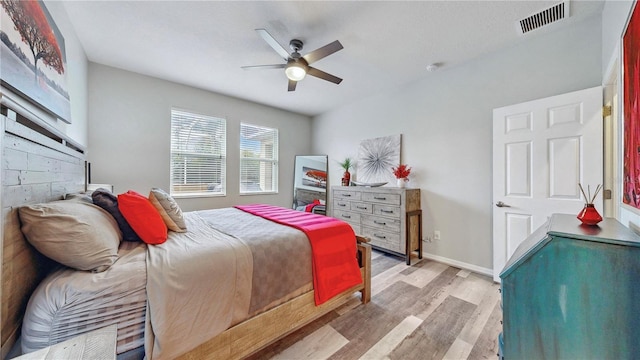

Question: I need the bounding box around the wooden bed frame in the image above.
[0,106,372,359]
[0,106,87,359]
[180,240,370,359]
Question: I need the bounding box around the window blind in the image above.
[240,123,278,194]
[170,109,226,196]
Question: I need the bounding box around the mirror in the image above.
[292,155,328,215]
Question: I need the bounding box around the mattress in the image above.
[21,241,147,355]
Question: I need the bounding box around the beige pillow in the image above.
[18,201,122,272]
[148,188,187,232]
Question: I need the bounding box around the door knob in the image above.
[496,201,511,208]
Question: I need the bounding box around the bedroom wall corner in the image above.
[87,63,313,212]
[602,0,635,78]
[312,14,602,272]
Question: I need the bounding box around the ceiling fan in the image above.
[242,29,343,92]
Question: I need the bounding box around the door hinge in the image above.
[603,105,612,118]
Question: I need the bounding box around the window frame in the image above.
[239,123,279,195]
[170,108,227,198]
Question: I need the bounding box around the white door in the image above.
[493,86,603,282]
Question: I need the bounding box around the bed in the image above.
[0,108,371,359]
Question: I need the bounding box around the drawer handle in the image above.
[338,203,347,207]
[342,215,351,219]
[356,206,368,210]
[373,220,386,225]
[374,234,386,239]
[380,209,394,214]
[374,196,387,200]
[341,194,352,197]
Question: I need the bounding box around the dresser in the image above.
[330,186,421,264]
[499,214,640,359]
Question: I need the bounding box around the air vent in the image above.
[518,1,570,34]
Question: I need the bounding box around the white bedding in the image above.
[144,210,253,360]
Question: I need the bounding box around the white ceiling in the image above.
[62,1,604,117]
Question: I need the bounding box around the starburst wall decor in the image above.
[356,134,401,184]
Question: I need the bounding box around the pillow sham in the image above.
[18,200,122,272]
[148,188,187,232]
[92,188,141,242]
[118,190,168,245]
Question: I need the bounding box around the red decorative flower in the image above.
[392,164,411,179]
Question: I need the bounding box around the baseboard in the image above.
[422,253,493,278]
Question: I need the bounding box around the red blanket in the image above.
[235,204,362,305]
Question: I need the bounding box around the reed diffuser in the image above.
[577,183,602,225]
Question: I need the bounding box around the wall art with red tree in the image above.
[0,0,71,123]
[624,3,640,208]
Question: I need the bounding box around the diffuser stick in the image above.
[579,183,589,203]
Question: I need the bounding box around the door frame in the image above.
[604,61,619,220]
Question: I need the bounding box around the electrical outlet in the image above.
[434,230,441,241]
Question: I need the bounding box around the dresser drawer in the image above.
[333,199,352,210]
[361,215,401,232]
[362,226,401,252]
[333,189,362,201]
[334,209,361,223]
[350,201,373,214]
[373,204,401,218]
[362,191,401,205]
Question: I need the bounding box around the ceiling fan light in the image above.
[285,62,307,81]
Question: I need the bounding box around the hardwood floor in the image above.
[249,251,503,360]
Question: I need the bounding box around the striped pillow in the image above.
[148,188,187,233]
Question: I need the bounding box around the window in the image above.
[170,109,226,197]
[240,123,278,194]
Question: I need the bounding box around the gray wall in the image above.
[602,0,635,76]
[312,14,602,272]
[87,63,312,212]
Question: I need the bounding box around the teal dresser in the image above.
[500,214,640,359]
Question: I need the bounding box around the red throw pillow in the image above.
[118,190,168,244]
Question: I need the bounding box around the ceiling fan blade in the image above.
[303,40,343,65]
[255,29,290,60]
[241,64,286,70]
[288,79,297,92]
[307,67,342,84]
